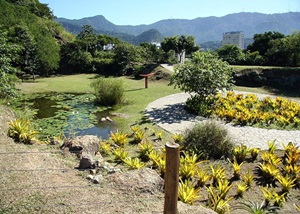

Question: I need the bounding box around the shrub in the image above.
[91,77,125,106]
[182,120,234,159]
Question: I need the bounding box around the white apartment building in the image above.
[222,31,244,49]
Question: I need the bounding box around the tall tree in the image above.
[161,35,199,63]
[216,44,244,65]
[0,29,19,98]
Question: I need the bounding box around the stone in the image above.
[67,135,101,156]
[93,174,104,184]
[79,155,98,169]
[86,174,94,180]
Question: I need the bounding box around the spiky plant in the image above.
[233,144,249,164]
[123,157,146,170]
[242,169,254,187]
[206,186,234,214]
[210,164,226,186]
[148,150,166,175]
[112,147,128,162]
[294,204,300,212]
[133,130,145,143]
[236,182,249,198]
[178,179,200,205]
[215,179,234,200]
[234,200,279,214]
[267,140,277,154]
[130,125,141,135]
[99,141,112,155]
[249,147,261,161]
[196,169,211,187]
[229,157,244,179]
[261,152,282,165]
[257,163,280,184]
[276,174,296,193]
[137,139,153,161]
[172,133,184,144]
[8,118,39,144]
[110,130,129,147]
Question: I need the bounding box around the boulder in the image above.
[108,168,163,194]
[62,135,101,157]
[78,155,98,169]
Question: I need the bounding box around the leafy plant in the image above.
[233,144,249,164]
[207,186,234,214]
[148,150,166,175]
[8,118,38,144]
[182,120,234,159]
[196,169,211,187]
[99,141,112,155]
[210,164,226,186]
[257,163,280,184]
[137,139,153,161]
[123,157,146,170]
[229,157,244,179]
[112,147,128,162]
[91,77,125,106]
[133,130,145,143]
[215,179,234,200]
[261,152,282,165]
[110,130,129,147]
[295,204,300,212]
[178,179,200,205]
[267,140,277,154]
[276,174,296,193]
[250,147,261,161]
[242,169,254,187]
[234,200,279,214]
[172,133,184,144]
[236,182,249,198]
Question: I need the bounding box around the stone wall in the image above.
[234,68,300,90]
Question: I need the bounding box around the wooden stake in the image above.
[164,142,180,214]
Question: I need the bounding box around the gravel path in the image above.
[145,92,300,150]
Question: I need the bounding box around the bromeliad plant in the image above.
[206,185,234,214]
[236,182,249,198]
[110,130,129,147]
[123,157,146,170]
[178,179,201,205]
[233,144,249,164]
[210,164,226,186]
[99,141,112,155]
[137,139,154,161]
[8,118,39,144]
[242,169,254,188]
[112,147,128,162]
[229,157,244,179]
[276,174,296,193]
[213,92,300,129]
[196,169,211,187]
[249,147,261,161]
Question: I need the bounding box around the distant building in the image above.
[222,31,244,49]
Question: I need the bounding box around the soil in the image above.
[0,105,299,214]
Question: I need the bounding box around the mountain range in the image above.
[56,12,300,45]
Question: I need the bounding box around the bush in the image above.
[91,77,125,106]
[182,120,234,159]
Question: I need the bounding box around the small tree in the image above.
[170,51,233,115]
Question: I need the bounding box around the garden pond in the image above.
[12,93,117,140]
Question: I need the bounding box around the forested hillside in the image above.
[0,0,74,76]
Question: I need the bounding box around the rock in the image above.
[93,174,104,184]
[106,116,113,122]
[66,135,101,156]
[86,174,94,180]
[90,169,97,175]
[108,168,163,193]
[100,117,107,122]
[79,155,98,169]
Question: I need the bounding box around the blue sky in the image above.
[40,0,300,25]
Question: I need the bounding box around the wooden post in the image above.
[164,142,180,214]
[145,76,148,88]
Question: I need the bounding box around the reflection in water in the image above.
[14,93,117,140]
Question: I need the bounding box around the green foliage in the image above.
[161,35,199,63]
[109,130,128,147]
[0,29,19,98]
[178,179,200,205]
[8,118,38,144]
[182,120,234,159]
[217,44,244,65]
[123,157,146,170]
[170,51,233,115]
[91,77,125,106]
[233,144,250,164]
[234,200,279,214]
